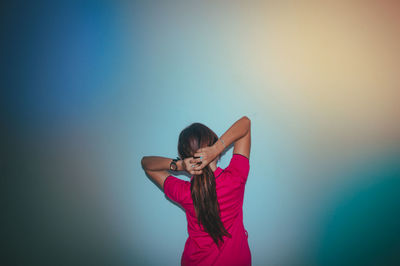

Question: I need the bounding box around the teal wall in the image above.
[2,2,400,265]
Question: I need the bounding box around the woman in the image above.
[141,116,251,265]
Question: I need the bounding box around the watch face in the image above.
[170,162,177,171]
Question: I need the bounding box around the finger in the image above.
[190,158,202,164]
[185,158,194,166]
[195,148,204,153]
[185,157,194,162]
[191,170,203,175]
[193,162,206,170]
[193,152,203,158]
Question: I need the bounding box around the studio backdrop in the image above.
[2,1,400,266]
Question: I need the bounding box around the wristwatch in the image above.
[170,157,180,171]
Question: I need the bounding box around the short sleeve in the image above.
[164,175,190,205]
[225,153,250,184]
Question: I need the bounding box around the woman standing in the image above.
[141,116,251,265]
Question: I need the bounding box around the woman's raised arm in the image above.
[193,116,251,169]
[217,116,251,159]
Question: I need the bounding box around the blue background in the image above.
[2,1,400,265]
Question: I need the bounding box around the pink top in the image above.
[164,153,251,266]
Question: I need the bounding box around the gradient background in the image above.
[2,1,400,265]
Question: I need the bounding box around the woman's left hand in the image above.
[182,157,203,175]
[192,145,219,171]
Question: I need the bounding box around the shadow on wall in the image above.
[313,152,400,266]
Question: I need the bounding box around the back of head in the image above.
[178,123,232,247]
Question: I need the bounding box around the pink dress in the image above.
[164,153,251,266]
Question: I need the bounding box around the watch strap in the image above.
[170,157,180,171]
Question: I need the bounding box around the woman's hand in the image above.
[182,157,203,175]
[192,145,219,171]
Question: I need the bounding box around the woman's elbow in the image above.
[141,157,147,169]
[242,116,251,129]
[242,116,251,123]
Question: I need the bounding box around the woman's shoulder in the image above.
[223,153,250,184]
[232,153,249,160]
[164,175,191,204]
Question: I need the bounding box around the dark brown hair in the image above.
[178,123,231,247]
